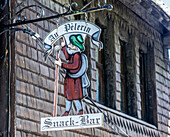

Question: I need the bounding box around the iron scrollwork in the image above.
[0,0,7,10]
[15,5,45,23]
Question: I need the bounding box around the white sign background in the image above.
[44,20,103,50]
[41,113,104,131]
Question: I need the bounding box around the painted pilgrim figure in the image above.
[55,34,90,116]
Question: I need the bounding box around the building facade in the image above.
[0,0,169,136]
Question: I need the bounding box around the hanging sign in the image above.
[41,113,103,131]
[41,20,103,131]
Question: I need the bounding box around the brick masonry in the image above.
[12,0,170,137]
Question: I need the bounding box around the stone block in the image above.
[116,72,121,82]
[40,88,46,99]
[158,114,162,123]
[30,60,39,73]
[39,77,47,88]
[163,109,169,118]
[34,86,40,97]
[48,131,59,137]
[136,57,139,66]
[16,42,23,54]
[22,44,27,56]
[137,110,141,119]
[90,48,97,60]
[28,84,34,95]
[114,34,119,45]
[163,93,169,102]
[116,101,121,111]
[162,116,168,125]
[91,69,96,80]
[16,67,23,79]
[16,54,20,65]
[137,101,141,110]
[28,96,37,108]
[16,92,23,104]
[32,73,39,85]
[136,83,141,93]
[58,84,64,95]
[155,65,162,74]
[156,82,163,91]
[25,57,30,70]
[91,80,97,90]
[156,73,164,84]
[22,69,28,81]
[40,64,49,77]
[16,105,21,117]
[116,62,121,73]
[58,70,65,83]
[27,121,37,132]
[44,90,50,101]
[27,71,32,82]
[27,46,32,58]
[115,43,120,53]
[155,58,164,68]
[20,131,26,137]
[18,105,27,118]
[116,82,121,91]
[137,92,141,102]
[47,79,54,91]
[38,51,44,63]
[36,99,45,111]
[116,91,121,102]
[157,106,163,114]
[116,53,121,63]
[155,49,163,59]
[44,101,53,113]
[49,68,55,79]
[91,90,97,101]
[16,118,23,130]
[18,55,26,68]
[32,110,40,122]
[157,98,162,106]
[31,48,38,61]
[16,80,21,91]
[136,66,140,75]
[91,59,96,69]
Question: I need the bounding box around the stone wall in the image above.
[88,0,170,136]
[14,0,71,136]
[11,0,170,137]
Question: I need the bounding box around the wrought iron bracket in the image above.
[2,5,113,28]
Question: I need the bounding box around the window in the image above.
[120,41,127,113]
[119,38,137,117]
[95,18,116,109]
[139,47,157,125]
[96,49,105,104]
[139,50,147,120]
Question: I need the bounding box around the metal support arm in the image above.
[2,5,113,28]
